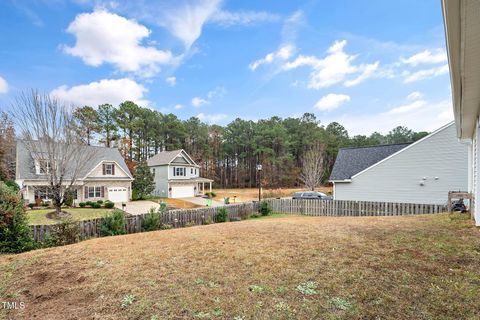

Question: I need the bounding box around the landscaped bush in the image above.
[41,202,49,207]
[46,217,81,246]
[205,191,217,198]
[63,190,75,207]
[259,201,272,216]
[28,203,35,209]
[142,208,160,231]
[100,209,126,236]
[79,202,86,208]
[215,207,228,222]
[0,182,34,253]
[85,201,94,207]
[92,202,102,209]
[4,180,20,191]
[104,201,115,209]
[97,200,103,204]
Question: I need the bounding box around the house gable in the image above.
[84,160,132,179]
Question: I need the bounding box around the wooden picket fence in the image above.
[30,199,446,242]
[265,199,446,217]
[30,202,258,242]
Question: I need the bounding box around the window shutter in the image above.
[101,186,105,198]
[112,164,115,175]
[102,163,106,175]
[84,186,89,199]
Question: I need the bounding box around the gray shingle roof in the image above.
[16,140,132,180]
[329,143,411,181]
[147,149,199,167]
[147,150,183,166]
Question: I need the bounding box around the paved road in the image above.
[180,196,224,207]
[115,201,160,215]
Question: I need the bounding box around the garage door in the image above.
[108,187,128,203]
[171,185,195,198]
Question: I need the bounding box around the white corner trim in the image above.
[82,160,133,180]
[351,121,455,180]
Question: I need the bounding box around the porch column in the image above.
[202,182,205,194]
[209,182,212,192]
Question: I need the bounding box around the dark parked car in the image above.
[292,191,333,200]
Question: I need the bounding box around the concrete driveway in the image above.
[180,196,224,207]
[115,201,160,215]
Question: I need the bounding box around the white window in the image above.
[38,160,51,174]
[88,186,101,198]
[174,167,186,176]
[191,168,194,174]
[152,168,156,175]
[105,163,113,175]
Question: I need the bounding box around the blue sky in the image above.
[0,0,452,135]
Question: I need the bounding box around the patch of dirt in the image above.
[45,211,71,220]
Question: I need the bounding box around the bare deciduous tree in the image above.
[300,143,325,191]
[11,91,94,215]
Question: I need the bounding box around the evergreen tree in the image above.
[132,161,155,200]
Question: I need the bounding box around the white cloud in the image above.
[314,93,350,111]
[0,76,8,94]
[173,104,183,110]
[324,100,453,135]
[249,45,295,70]
[407,91,423,100]
[50,78,148,107]
[191,97,209,107]
[344,62,379,87]
[282,40,379,89]
[166,76,176,86]
[197,112,227,124]
[387,100,427,114]
[403,64,449,83]
[158,0,222,49]
[63,10,173,77]
[400,49,447,66]
[210,10,280,27]
[191,86,226,107]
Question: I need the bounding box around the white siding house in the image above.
[330,123,468,204]
[442,0,480,225]
[147,149,213,198]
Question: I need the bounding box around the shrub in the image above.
[100,209,126,236]
[92,202,102,209]
[160,224,172,230]
[4,180,20,191]
[205,191,217,198]
[79,202,86,208]
[47,217,81,246]
[215,207,228,223]
[28,203,35,209]
[104,201,115,209]
[131,189,140,201]
[41,202,49,207]
[142,208,160,231]
[0,182,34,253]
[63,190,75,207]
[259,201,272,216]
[86,201,94,207]
[97,200,104,204]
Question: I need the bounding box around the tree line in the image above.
[66,102,429,188]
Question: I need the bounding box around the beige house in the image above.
[15,140,133,204]
[442,0,480,226]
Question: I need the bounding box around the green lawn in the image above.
[27,208,113,225]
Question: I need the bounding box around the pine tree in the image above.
[132,161,155,200]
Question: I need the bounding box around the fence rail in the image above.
[266,199,446,217]
[30,199,446,242]
[31,202,258,242]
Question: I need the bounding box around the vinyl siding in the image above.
[334,123,468,204]
[151,166,169,197]
[473,119,480,225]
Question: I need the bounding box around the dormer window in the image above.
[37,160,51,174]
[103,163,115,175]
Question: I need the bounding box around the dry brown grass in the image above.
[215,186,333,203]
[1,214,479,319]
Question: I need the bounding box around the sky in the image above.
[0,0,453,135]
